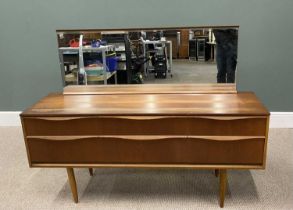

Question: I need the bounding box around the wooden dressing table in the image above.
[20,84,269,207]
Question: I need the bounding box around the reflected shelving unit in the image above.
[58,34,117,86]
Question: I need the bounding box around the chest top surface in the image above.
[21,91,269,117]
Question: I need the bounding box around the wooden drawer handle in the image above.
[195,116,266,120]
[27,135,265,141]
[27,135,185,141]
[188,136,265,141]
[29,116,266,121]
[105,116,266,120]
[33,117,85,121]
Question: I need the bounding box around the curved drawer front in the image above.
[27,136,265,165]
[23,116,267,136]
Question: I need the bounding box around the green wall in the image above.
[0,0,293,111]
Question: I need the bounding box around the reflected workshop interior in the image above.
[57,27,238,86]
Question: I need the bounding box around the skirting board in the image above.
[269,112,293,128]
[0,112,22,126]
[0,112,293,128]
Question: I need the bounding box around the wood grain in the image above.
[26,135,266,141]
[219,169,227,208]
[27,136,265,165]
[26,115,267,121]
[263,117,270,168]
[20,84,269,207]
[31,163,264,169]
[66,168,78,203]
[23,116,267,136]
[21,92,269,117]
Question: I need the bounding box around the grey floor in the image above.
[0,127,292,209]
[144,59,218,84]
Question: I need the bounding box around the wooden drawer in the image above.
[23,116,267,136]
[27,136,265,165]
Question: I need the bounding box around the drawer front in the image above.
[23,116,267,136]
[27,136,265,165]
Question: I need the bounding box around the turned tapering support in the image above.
[215,169,219,177]
[89,168,94,176]
[66,168,78,203]
[219,169,227,208]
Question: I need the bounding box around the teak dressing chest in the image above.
[20,84,270,207]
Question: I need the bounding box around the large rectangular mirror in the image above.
[57,26,238,87]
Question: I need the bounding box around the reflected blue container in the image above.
[106,56,118,72]
[91,40,100,48]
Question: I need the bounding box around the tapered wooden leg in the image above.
[215,169,219,177]
[219,169,227,208]
[89,168,94,176]
[66,168,78,203]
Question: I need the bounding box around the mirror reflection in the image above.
[57,27,238,86]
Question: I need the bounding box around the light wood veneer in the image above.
[20,84,270,207]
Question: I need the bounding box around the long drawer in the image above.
[22,116,267,136]
[27,136,265,165]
